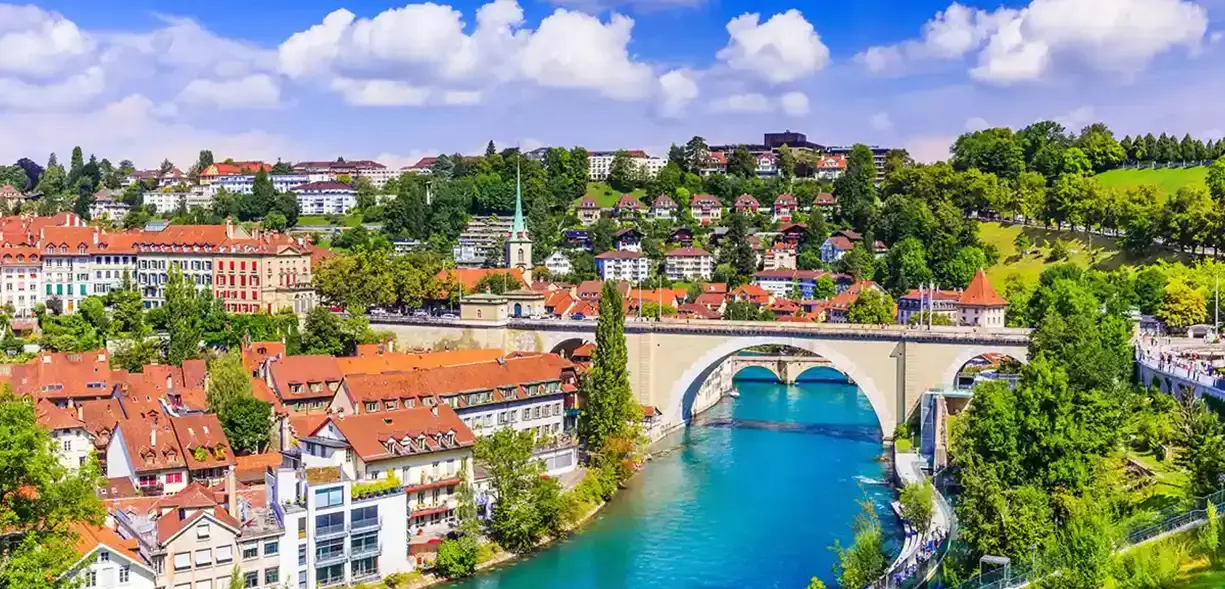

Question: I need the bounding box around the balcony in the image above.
[315,549,347,567]
[317,576,347,589]
[351,543,381,559]
[351,567,380,583]
[351,516,381,532]
[315,523,348,539]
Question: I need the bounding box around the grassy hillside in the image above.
[579,182,646,207]
[978,221,1190,285]
[1094,166,1207,195]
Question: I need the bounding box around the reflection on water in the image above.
[445,373,897,589]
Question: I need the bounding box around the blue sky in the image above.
[2,0,1223,168]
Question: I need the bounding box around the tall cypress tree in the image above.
[579,281,637,450]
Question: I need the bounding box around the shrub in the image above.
[434,535,479,578]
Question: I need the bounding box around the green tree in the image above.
[1175,393,1225,497]
[607,150,637,193]
[847,288,895,324]
[684,136,709,174]
[579,282,638,450]
[0,390,106,589]
[1013,232,1032,255]
[221,395,272,454]
[718,212,757,285]
[880,238,933,297]
[1204,503,1220,564]
[813,275,837,299]
[264,210,288,232]
[951,128,1025,179]
[834,144,879,233]
[727,145,756,178]
[435,536,479,578]
[941,246,988,289]
[898,481,935,537]
[164,264,201,365]
[777,145,797,180]
[1075,123,1126,172]
[838,242,875,282]
[832,499,888,589]
[805,578,826,589]
[301,305,346,356]
[1207,156,1225,202]
[591,217,617,254]
[474,428,563,552]
[1156,277,1206,331]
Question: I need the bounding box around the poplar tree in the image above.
[579,281,637,450]
[164,264,202,365]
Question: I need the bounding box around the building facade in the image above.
[594,251,651,282]
[664,248,715,281]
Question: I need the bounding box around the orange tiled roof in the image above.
[118,413,185,474]
[0,350,114,400]
[170,414,236,470]
[268,355,343,401]
[959,269,1007,307]
[323,405,476,461]
[242,341,285,372]
[71,523,142,562]
[289,413,329,439]
[235,453,282,481]
[35,399,87,431]
[434,268,525,293]
[337,348,505,376]
[344,354,575,405]
[251,378,285,415]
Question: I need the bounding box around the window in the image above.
[243,571,258,589]
[83,570,96,587]
[263,540,278,556]
[197,523,211,538]
[315,511,345,535]
[194,548,212,566]
[365,402,377,412]
[265,569,278,585]
[99,550,109,562]
[314,487,343,508]
[166,472,183,484]
[174,552,191,571]
[298,545,306,567]
[197,581,213,589]
[216,545,233,563]
[119,565,130,584]
[62,439,72,452]
[242,543,258,560]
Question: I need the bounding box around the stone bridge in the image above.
[728,355,838,384]
[369,317,1031,440]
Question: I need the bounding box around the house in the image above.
[811,192,836,216]
[157,168,188,188]
[755,153,778,177]
[545,250,572,277]
[36,399,94,472]
[594,250,651,282]
[690,193,723,225]
[693,293,727,312]
[753,269,850,300]
[773,193,798,222]
[825,281,887,323]
[66,523,156,589]
[403,156,438,175]
[670,227,694,247]
[89,196,131,220]
[577,197,601,225]
[814,155,847,180]
[614,195,644,218]
[703,283,728,295]
[957,270,1007,327]
[198,161,271,182]
[641,405,665,441]
[107,412,188,495]
[169,413,236,486]
[293,181,357,215]
[897,287,961,325]
[819,231,886,263]
[265,354,344,413]
[563,229,593,251]
[763,242,797,271]
[769,298,802,318]
[679,303,722,320]
[663,248,715,281]
[734,194,760,215]
[0,349,119,405]
[0,183,25,203]
[729,284,772,306]
[700,152,727,176]
[614,227,642,252]
[778,223,807,246]
[652,195,678,221]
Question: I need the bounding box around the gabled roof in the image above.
[434,268,525,293]
[118,415,186,474]
[595,250,642,260]
[343,354,575,405]
[336,349,505,376]
[813,192,836,206]
[665,247,712,257]
[170,414,236,471]
[615,195,644,209]
[322,405,476,462]
[70,523,146,567]
[268,355,343,401]
[734,194,760,208]
[653,195,677,208]
[959,269,1007,307]
[35,399,88,431]
[578,196,600,209]
[690,193,721,206]
[774,193,797,205]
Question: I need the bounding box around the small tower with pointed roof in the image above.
[506,161,533,283]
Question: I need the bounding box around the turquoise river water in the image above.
[447,366,899,589]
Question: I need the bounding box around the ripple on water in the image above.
[445,376,900,589]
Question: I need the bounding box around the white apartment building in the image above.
[595,250,652,282]
[763,243,797,271]
[545,250,572,277]
[212,174,325,195]
[145,189,215,214]
[663,248,715,281]
[131,225,229,308]
[92,250,138,296]
[40,227,101,314]
[90,197,131,221]
[357,167,399,189]
[67,524,157,589]
[294,182,357,215]
[587,150,666,181]
[0,247,43,317]
[35,400,95,472]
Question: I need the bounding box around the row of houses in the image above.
[0,213,323,318]
[27,341,591,589]
[577,191,835,227]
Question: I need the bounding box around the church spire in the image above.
[510,158,527,237]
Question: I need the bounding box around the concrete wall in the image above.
[374,319,1029,440]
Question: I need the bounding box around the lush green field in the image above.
[579,182,646,207]
[978,221,1189,286]
[297,214,363,227]
[1095,166,1208,195]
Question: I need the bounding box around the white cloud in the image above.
[717,9,830,84]
[177,74,280,109]
[869,112,894,131]
[858,0,1209,84]
[906,135,957,163]
[329,78,431,107]
[278,0,655,105]
[547,0,704,9]
[0,5,91,78]
[658,69,699,117]
[1053,105,1095,130]
[709,93,769,113]
[0,66,104,110]
[965,116,991,131]
[779,91,809,116]
[0,94,294,168]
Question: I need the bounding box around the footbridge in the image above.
[369,317,1031,439]
[728,355,839,384]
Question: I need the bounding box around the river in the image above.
[447,366,899,589]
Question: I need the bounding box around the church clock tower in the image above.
[506,163,532,284]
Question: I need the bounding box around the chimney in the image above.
[166,374,173,391]
[150,427,156,447]
[430,405,439,417]
[226,466,238,518]
[76,405,83,421]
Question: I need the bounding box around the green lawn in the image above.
[297,214,362,227]
[1174,559,1225,588]
[1095,166,1208,196]
[579,182,646,207]
[978,221,1190,286]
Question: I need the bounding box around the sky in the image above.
[2,0,1224,169]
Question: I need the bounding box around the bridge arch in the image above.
[941,346,1029,389]
[667,336,896,438]
[731,363,784,383]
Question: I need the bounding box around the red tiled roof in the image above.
[813,192,836,206]
[71,523,142,562]
[408,157,438,169]
[323,405,475,462]
[678,303,721,319]
[774,193,797,205]
[826,236,855,251]
[293,181,355,193]
[615,195,643,209]
[900,288,961,302]
[734,194,760,209]
[343,354,574,405]
[35,399,86,431]
[337,349,505,376]
[595,250,642,260]
[690,193,720,206]
[289,414,329,439]
[694,293,726,308]
[242,341,286,373]
[235,453,283,482]
[434,268,525,293]
[653,195,676,208]
[578,197,600,209]
[268,355,343,401]
[170,414,236,471]
[156,503,240,545]
[0,350,114,400]
[959,269,1006,307]
[703,283,728,294]
[641,405,660,418]
[118,413,185,474]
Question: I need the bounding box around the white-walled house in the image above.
[594,250,651,282]
[957,270,1007,327]
[36,399,95,472]
[663,248,715,281]
[107,414,190,495]
[545,250,572,277]
[66,524,157,589]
